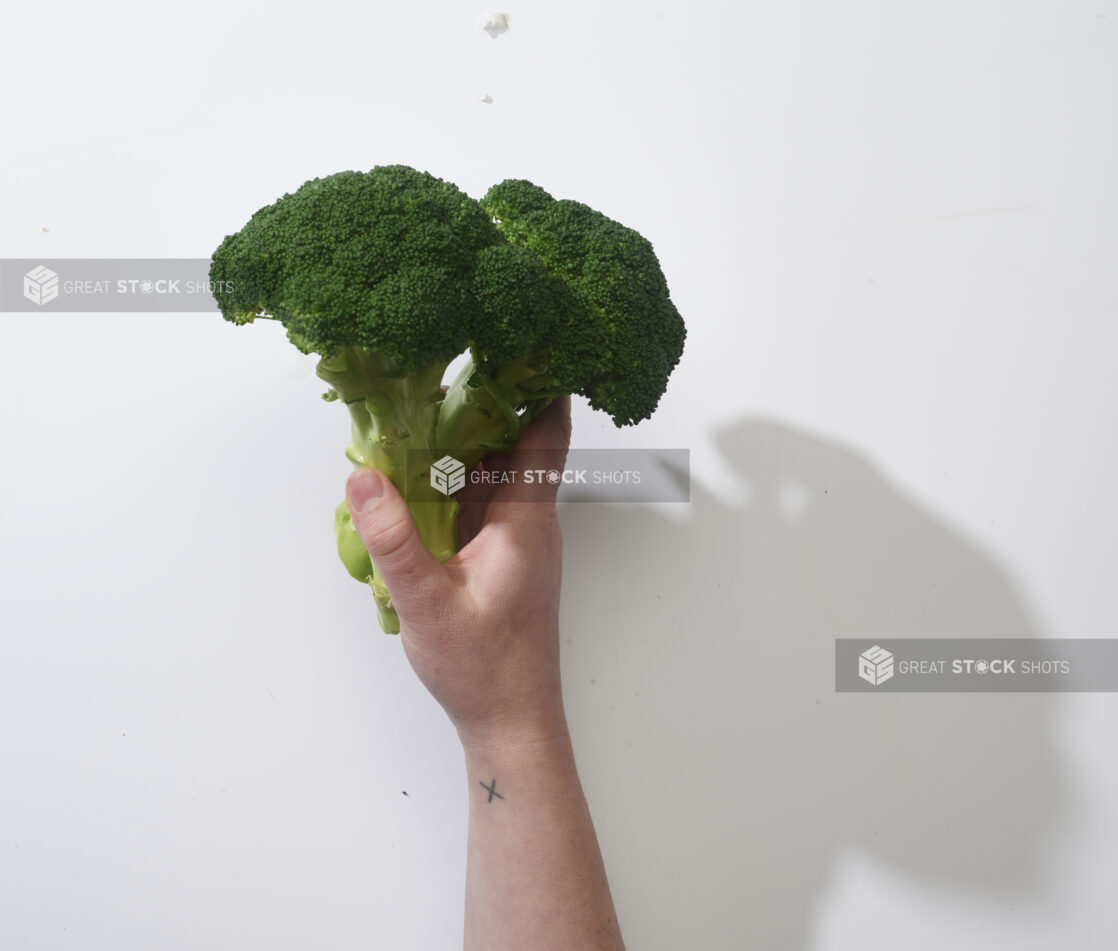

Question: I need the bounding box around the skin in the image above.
[345,396,625,951]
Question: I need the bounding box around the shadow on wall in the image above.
[558,415,1067,951]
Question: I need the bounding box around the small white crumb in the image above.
[477,93,494,104]
[482,12,510,38]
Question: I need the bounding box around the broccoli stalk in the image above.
[317,348,455,632]
[436,348,558,470]
[210,165,685,634]
[327,346,558,632]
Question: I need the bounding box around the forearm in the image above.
[460,721,625,951]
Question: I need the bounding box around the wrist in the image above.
[456,706,572,762]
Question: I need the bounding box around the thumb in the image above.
[346,468,442,608]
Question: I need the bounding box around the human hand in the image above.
[344,396,573,750]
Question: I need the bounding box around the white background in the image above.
[2,1,1116,948]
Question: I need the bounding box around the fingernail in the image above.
[348,469,383,512]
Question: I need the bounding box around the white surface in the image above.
[1,1,1116,948]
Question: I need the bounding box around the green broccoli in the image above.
[210,165,685,633]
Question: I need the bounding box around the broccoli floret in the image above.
[210,166,685,633]
[436,178,687,464]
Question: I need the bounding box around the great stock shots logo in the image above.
[858,645,895,686]
[430,455,467,496]
[23,265,59,305]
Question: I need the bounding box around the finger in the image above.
[490,396,573,508]
[515,395,572,454]
[346,468,446,611]
[455,458,500,546]
[455,455,501,509]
